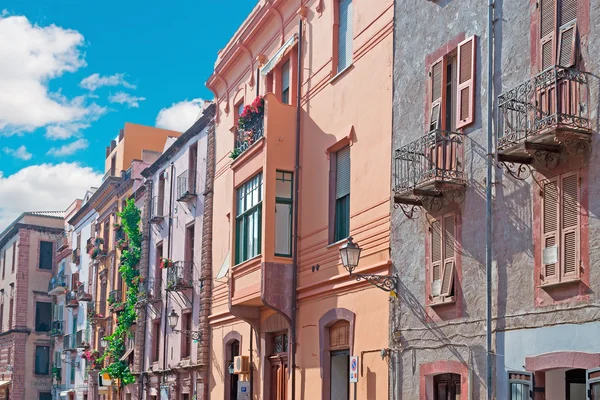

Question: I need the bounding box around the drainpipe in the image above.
[256,68,260,97]
[163,163,175,381]
[290,16,303,400]
[140,180,153,400]
[486,1,495,400]
[249,327,254,399]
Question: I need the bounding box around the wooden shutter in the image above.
[561,172,579,279]
[429,59,443,132]
[542,179,559,283]
[430,220,442,297]
[558,22,577,67]
[336,146,351,199]
[540,0,556,70]
[456,36,476,129]
[440,214,455,298]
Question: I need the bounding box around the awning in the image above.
[260,34,298,76]
[60,389,75,396]
[0,381,10,388]
[215,251,230,280]
[120,347,134,361]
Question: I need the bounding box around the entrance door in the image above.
[269,356,288,400]
[230,340,239,400]
[434,373,461,400]
[587,368,600,400]
[566,369,586,400]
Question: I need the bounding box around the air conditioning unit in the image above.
[233,355,250,374]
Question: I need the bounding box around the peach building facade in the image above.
[206,0,393,399]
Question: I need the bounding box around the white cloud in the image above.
[3,145,32,160]
[0,14,105,135]
[155,98,205,132]
[47,138,89,156]
[0,163,102,231]
[80,73,136,91]
[108,92,146,108]
[45,122,90,140]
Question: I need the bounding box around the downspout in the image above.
[290,16,303,400]
[163,163,175,380]
[486,1,495,400]
[256,68,260,97]
[250,327,254,399]
[140,180,153,400]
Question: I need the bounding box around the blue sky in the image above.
[0,1,257,229]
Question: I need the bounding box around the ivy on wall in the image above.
[99,199,142,386]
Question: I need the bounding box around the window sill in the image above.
[539,278,581,289]
[329,64,354,85]
[428,296,456,308]
[327,237,349,249]
[233,254,262,269]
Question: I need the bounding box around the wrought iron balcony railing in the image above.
[393,129,465,214]
[87,301,106,324]
[65,291,79,308]
[177,170,200,201]
[137,278,162,306]
[50,320,64,337]
[108,290,124,311]
[76,283,92,302]
[150,196,166,223]
[75,330,90,349]
[166,261,194,291]
[498,66,592,158]
[232,114,264,159]
[48,273,68,295]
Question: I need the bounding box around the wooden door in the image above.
[434,373,461,400]
[269,356,288,400]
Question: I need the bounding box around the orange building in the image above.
[206,0,393,399]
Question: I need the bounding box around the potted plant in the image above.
[113,223,122,231]
[160,258,173,269]
[116,238,128,251]
[229,147,242,160]
[52,366,61,382]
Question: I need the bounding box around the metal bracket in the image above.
[351,272,398,293]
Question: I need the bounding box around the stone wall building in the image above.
[390,0,600,399]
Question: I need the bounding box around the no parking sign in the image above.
[350,356,358,383]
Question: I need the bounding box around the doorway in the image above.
[434,373,461,400]
[229,340,239,400]
[269,332,288,400]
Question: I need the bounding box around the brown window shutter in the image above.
[561,172,580,279]
[542,179,559,283]
[456,36,476,129]
[558,22,577,67]
[429,59,443,132]
[430,219,442,297]
[440,215,455,298]
[559,0,577,26]
[540,0,557,70]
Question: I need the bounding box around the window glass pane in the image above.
[235,173,263,264]
[282,60,290,90]
[592,383,600,400]
[337,0,354,72]
[275,203,292,256]
[36,302,52,332]
[35,346,50,375]
[276,171,293,199]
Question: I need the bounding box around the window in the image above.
[39,241,53,270]
[329,321,350,400]
[508,372,532,400]
[235,100,245,122]
[336,0,353,73]
[35,302,52,332]
[540,0,578,69]
[11,242,16,273]
[235,173,263,264]
[275,171,293,257]
[39,393,52,400]
[541,172,581,285]
[1,250,5,279]
[281,60,291,104]
[332,147,350,243]
[8,296,13,330]
[272,332,289,354]
[181,312,192,358]
[429,36,475,131]
[154,243,163,295]
[35,345,50,375]
[186,225,195,263]
[152,320,160,362]
[0,301,4,333]
[70,361,75,384]
[429,214,456,303]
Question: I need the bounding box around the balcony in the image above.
[87,237,107,262]
[150,196,166,223]
[72,248,81,265]
[48,273,68,295]
[50,320,64,337]
[166,261,194,291]
[63,334,75,351]
[75,330,90,349]
[231,111,264,160]
[108,290,124,312]
[497,66,592,177]
[76,283,93,302]
[138,278,162,305]
[177,170,200,201]
[56,235,70,252]
[87,302,106,325]
[66,291,79,308]
[393,129,466,217]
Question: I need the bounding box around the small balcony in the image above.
[177,170,200,201]
[108,290,124,312]
[48,274,68,295]
[87,237,107,261]
[393,129,465,215]
[138,278,162,305]
[87,302,106,325]
[166,261,194,291]
[230,97,265,160]
[150,196,166,223]
[63,334,75,351]
[75,330,90,350]
[76,283,93,302]
[497,66,593,174]
[56,235,70,252]
[65,291,79,308]
[72,248,81,265]
[50,320,64,337]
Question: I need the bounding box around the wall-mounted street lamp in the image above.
[100,337,109,348]
[60,351,80,367]
[167,309,202,341]
[339,237,398,294]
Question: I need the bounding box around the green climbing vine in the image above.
[99,199,142,386]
